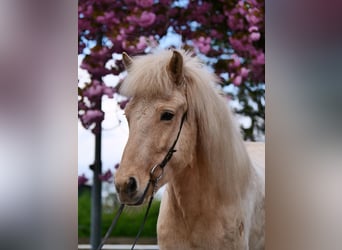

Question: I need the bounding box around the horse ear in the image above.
[168,50,183,85]
[122,52,133,69]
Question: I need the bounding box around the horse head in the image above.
[114,51,197,205]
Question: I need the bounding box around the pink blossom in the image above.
[136,36,147,50]
[96,11,114,24]
[250,32,260,41]
[119,27,127,35]
[81,110,104,126]
[237,1,247,15]
[231,54,241,68]
[99,169,113,182]
[248,0,259,5]
[227,15,244,30]
[83,83,102,99]
[229,37,244,51]
[102,87,115,98]
[137,11,156,27]
[246,13,261,25]
[245,43,258,56]
[85,5,93,16]
[126,15,138,24]
[116,34,123,41]
[78,100,87,111]
[233,75,242,86]
[193,36,211,54]
[78,174,88,186]
[210,30,219,38]
[253,52,265,65]
[136,0,153,8]
[240,67,250,78]
[200,44,210,54]
[83,80,115,100]
[147,35,158,48]
[127,25,135,33]
[248,26,259,33]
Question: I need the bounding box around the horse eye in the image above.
[160,111,174,121]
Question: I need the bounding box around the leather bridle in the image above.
[96,111,187,250]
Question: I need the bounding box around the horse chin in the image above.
[119,189,152,206]
[123,194,150,206]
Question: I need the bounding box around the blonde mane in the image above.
[120,49,252,201]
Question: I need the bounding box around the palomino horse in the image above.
[115,50,265,250]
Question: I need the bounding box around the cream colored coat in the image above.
[116,50,265,250]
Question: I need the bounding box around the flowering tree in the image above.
[78,0,264,248]
[79,0,264,139]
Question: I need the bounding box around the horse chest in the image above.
[157,205,248,250]
[157,220,222,250]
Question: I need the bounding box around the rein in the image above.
[96,111,187,250]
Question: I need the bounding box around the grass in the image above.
[78,187,160,238]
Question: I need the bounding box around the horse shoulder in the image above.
[244,141,265,250]
[157,187,190,249]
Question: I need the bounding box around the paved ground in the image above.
[78,244,159,250]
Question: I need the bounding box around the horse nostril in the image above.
[127,177,137,194]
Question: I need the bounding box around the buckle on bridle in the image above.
[150,164,164,184]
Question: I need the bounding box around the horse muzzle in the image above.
[115,176,151,206]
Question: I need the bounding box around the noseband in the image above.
[96,111,187,250]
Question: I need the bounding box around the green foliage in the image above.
[78,188,91,237]
[78,188,160,238]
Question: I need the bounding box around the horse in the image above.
[114,49,265,250]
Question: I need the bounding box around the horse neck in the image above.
[167,158,217,221]
[167,136,252,221]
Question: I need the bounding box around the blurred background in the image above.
[0,0,341,249]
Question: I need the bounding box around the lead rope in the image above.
[130,194,155,250]
[96,181,155,250]
[97,111,187,250]
[95,203,125,250]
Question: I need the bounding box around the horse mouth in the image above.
[119,193,150,206]
[118,186,152,206]
[132,194,149,206]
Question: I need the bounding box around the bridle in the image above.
[96,111,187,250]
